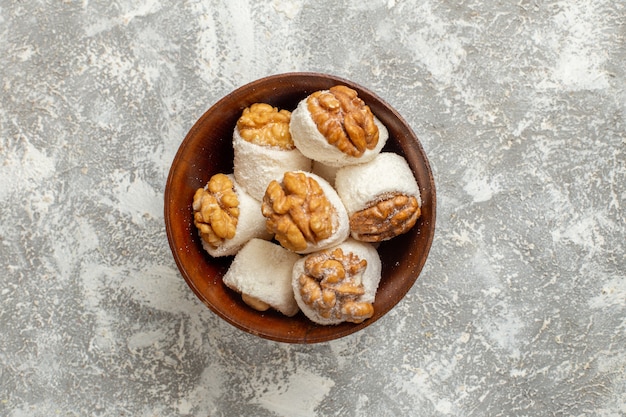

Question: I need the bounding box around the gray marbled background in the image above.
[1,1,624,416]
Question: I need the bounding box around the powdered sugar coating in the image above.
[223,238,301,316]
[289,93,389,167]
[334,152,421,217]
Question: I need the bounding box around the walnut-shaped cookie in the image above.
[261,171,349,254]
[292,239,382,325]
[233,103,311,201]
[290,85,388,167]
[334,153,421,242]
[192,173,270,257]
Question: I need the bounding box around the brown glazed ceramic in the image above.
[164,73,436,343]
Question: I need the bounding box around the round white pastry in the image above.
[289,94,389,167]
[233,128,312,201]
[335,152,421,216]
[263,171,350,255]
[198,174,271,257]
[223,238,301,317]
[292,239,382,325]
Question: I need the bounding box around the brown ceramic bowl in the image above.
[164,73,436,343]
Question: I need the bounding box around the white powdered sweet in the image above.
[291,239,382,325]
[334,152,421,217]
[223,239,301,317]
[289,94,389,167]
[267,171,350,254]
[200,174,271,257]
[233,128,311,201]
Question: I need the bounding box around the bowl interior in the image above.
[165,73,436,343]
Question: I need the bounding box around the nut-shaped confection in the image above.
[292,239,382,325]
[234,104,312,201]
[335,153,422,242]
[308,85,379,157]
[192,173,270,257]
[261,171,349,254]
[236,103,294,149]
[290,85,389,167]
[349,193,421,242]
[193,173,239,247]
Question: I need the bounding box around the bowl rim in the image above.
[164,72,437,343]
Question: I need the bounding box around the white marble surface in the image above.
[1,1,625,416]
